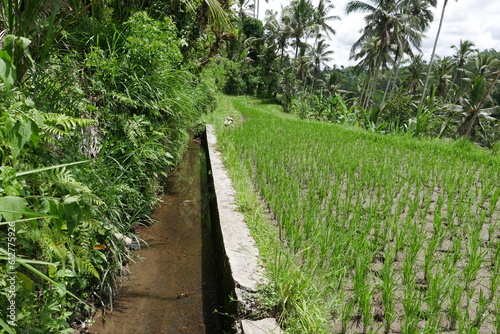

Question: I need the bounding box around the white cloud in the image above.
[257,0,500,66]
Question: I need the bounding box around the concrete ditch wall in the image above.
[205,125,283,334]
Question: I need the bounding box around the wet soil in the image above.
[89,138,223,334]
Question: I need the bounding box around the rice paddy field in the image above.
[208,96,500,334]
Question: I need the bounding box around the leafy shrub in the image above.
[380,92,416,129]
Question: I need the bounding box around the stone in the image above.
[241,318,283,334]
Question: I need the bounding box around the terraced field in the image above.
[208,96,500,334]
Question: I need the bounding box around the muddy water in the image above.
[90,138,223,334]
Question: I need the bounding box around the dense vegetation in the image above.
[225,0,500,148]
[0,1,229,332]
[1,0,499,332]
[209,96,500,333]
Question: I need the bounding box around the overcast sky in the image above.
[255,0,500,67]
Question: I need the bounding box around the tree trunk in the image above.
[419,0,449,110]
[368,66,380,109]
[389,57,402,100]
[457,69,500,137]
[361,74,373,109]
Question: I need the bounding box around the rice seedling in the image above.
[210,96,500,333]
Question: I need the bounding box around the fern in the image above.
[42,112,95,138]
[121,115,150,147]
[36,220,103,279]
[48,166,104,210]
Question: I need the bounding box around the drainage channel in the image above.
[89,134,232,334]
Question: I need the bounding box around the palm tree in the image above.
[471,52,500,79]
[347,0,432,108]
[310,39,334,90]
[351,36,386,108]
[347,0,406,108]
[282,0,315,59]
[386,0,435,96]
[236,0,255,19]
[253,0,269,19]
[383,10,426,103]
[451,39,477,87]
[311,39,334,74]
[456,70,500,137]
[264,9,290,70]
[401,54,426,95]
[432,56,454,98]
[419,0,458,110]
[406,0,436,31]
[310,0,340,41]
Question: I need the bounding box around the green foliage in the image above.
[287,92,368,127]
[0,4,220,332]
[223,59,248,95]
[213,96,500,333]
[380,92,415,128]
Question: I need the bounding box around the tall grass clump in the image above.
[209,95,500,333]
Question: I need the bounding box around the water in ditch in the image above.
[89,136,225,333]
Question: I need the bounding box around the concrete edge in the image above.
[205,124,283,334]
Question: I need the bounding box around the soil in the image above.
[88,138,223,334]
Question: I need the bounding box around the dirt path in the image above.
[89,139,222,334]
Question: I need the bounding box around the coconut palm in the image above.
[310,39,334,90]
[386,0,435,97]
[253,0,270,19]
[383,9,426,103]
[401,54,426,95]
[351,36,388,108]
[264,9,291,66]
[294,43,314,90]
[348,0,408,108]
[282,0,315,59]
[311,39,334,74]
[347,0,430,108]
[405,0,436,30]
[310,0,340,41]
[236,0,255,19]
[347,0,400,66]
[432,56,454,98]
[451,39,477,87]
[471,52,500,79]
[455,70,500,137]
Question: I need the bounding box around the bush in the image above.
[380,92,415,129]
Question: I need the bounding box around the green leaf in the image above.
[0,317,15,334]
[5,160,92,179]
[0,196,28,221]
[0,49,13,63]
[3,35,31,58]
[12,119,34,156]
[0,247,90,308]
[0,56,15,88]
[55,268,76,278]
[30,118,40,147]
[3,36,16,59]
[16,271,34,291]
[0,166,22,196]
[63,196,82,234]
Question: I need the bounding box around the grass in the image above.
[204,95,500,333]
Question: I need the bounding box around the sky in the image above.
[254,0,500,67]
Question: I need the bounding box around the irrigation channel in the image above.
[90,134,231,333]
